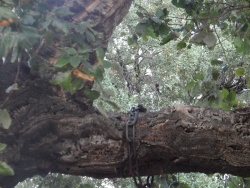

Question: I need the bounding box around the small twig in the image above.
[213,25,230,64]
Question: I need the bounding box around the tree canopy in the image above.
[0,0,250,187]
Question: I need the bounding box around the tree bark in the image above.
[0,1,250,188]
[0,63,250,188]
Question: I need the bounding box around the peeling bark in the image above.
[0,0,250,188]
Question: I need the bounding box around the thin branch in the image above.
[213,25,229,64]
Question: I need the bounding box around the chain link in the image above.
[125,105,154,188]
[126,106,139,142]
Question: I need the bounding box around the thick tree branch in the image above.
[0,63,250,188]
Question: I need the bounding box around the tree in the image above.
[0,0,250,188]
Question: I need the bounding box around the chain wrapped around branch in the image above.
[125,105,154,188]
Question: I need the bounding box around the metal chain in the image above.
[126,106,139,142]
[126,105,154,188]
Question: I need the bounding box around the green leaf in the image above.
[51,72,71,91]
[135,23,148,35]
[228,177,245,188]
[219,101,231,110]
[220,88,229,99]
[9,34,19,63]
[160,32,178,45]
[78,45,92,54]
[136,11,144,18]
[96,47,105,63]
[235,67,245,76]
[69,56,82,68]
[211,69,220,80]
[0,109,12,129]
[193,72,204,81]
[192,82,201,96]
[39,16,52,31]
[172,0,186,8]
[234,37,245,52]
[84,89,100,100]
[75,21,90,34]
[22,15,36,25]
[60,73,71,91]
[157,8,168,19]
[51,18,69,34]
[0,32,23,63]
[103,60,112,69]
[185,81,195,90]
[177,41,186,50]
[11,45,19,63]
[70,79,83,94]
[143,25,156,39]
[21,25,40,40]
[158,24,170,36]
[244,177,250,187]
[128,34,138,45]
[93,65,104,81]
[227,90,236,102]
[64,47,77,55]
[0,7,16,18]
[155,8,164,19]
[0,143,7,151]
[246,77,250,88]
[55,57,69,68]
[177,182,191,188]
[0,161,15,176]
[0,161,14,176]
[0,34,9,57]
[86,30,96,43]
[211,59,223,66]
[185,23,194,32]
[128,37,134,45]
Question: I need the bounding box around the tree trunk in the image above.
[0,0,250,188]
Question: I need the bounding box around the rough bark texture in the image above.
[1,62,250,188]
[0,0,250,188]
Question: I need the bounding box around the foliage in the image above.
[16,173,134,188]
[0,0,112,100]
[123,0,250,110]
[0,109,11,129]
[17,172,250,188]
[0,161,14,176]
[0,109,14,176]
